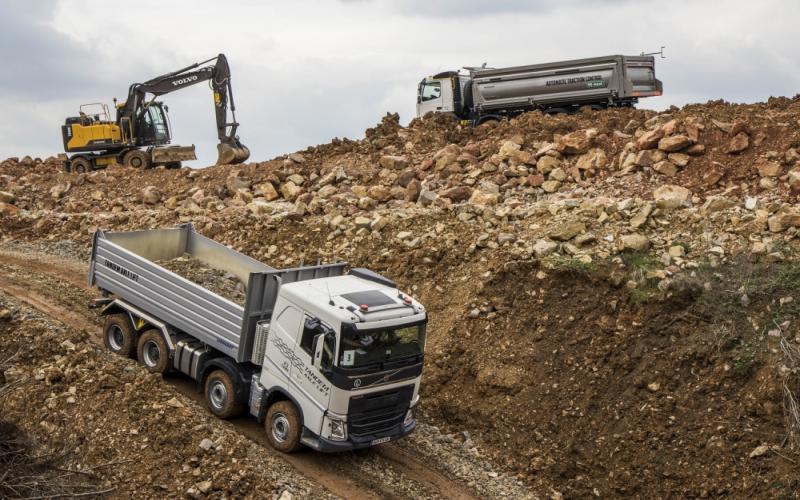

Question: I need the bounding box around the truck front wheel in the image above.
[204,370,244,419]
[137,330,170,374]
[103,314,137,358]
[265,400,303,453]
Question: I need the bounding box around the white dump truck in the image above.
[89,224,426,452]
[417,54,663,125]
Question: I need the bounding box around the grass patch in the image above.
[621,251,662,271]
[732,342,757,378]
[542,255,596,275]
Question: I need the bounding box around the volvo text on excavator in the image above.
[60,54,250,173]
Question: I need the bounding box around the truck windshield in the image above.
[339,322,425,369]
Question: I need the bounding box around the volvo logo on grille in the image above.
[353,379,362,388]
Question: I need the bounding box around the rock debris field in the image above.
[1,96,800,497]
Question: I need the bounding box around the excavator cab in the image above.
[136,103,171,146]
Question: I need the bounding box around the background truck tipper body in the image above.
[417,54,663,124]
[89,224,426,452]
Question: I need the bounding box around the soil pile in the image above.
[158,254,246,305]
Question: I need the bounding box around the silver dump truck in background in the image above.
[89,224,426,452]
[416,54,663,125]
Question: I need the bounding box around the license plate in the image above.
[371,437,391,445]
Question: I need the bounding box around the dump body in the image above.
[417,54,662,123]
[89,224,345,362]
[470,54,661,112]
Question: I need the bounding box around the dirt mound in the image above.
[423,259,799,497]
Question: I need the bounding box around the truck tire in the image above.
[265,400,303,453]
[103,314,137,358]
[137,329,170,374]
[204,370,244,419]
[123,150,151,169]
[71,157,91,174]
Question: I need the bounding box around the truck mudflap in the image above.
[151,145,197,163]
[300,419,417,453]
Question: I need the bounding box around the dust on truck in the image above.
[89,224,426,452]
[417,54,663,125]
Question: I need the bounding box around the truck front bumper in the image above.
[302,419,417,453]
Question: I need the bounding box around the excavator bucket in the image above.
[217,141,250,165]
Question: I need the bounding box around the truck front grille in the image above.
[348,385,414,440]
[348,407,407,438]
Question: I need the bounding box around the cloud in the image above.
[0,0,798,165]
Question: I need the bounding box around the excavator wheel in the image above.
[123,150,152,169]
[70,156,91,174]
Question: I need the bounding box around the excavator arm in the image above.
[120,54,249,165]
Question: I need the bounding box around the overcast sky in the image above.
[2,0,799,166]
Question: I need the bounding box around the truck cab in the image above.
[256,271,426,451]
[416,75,456,117]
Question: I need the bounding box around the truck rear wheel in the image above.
[103,314,137,358]
[123,150,151,169]
[204,370,244,419]
[137,329,170,374]
[265,400,303,453]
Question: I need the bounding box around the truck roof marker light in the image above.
[359,304,369,312]
[403,296,413,306]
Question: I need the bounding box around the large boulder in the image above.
[379,155,408,170]
[637,128,664,150]
[142,186,161,205]
[548,221,586,241]
[280,181,302,201]
[556,129,597,154]
[621,233,651,251]
[575,149,608,170]
[468,189,499,207]
[756,159,782,178]
[536,155,561,174]
[724,132,749,154]
[653,184,692,210]
[367,185,392,202]
[768,211,800,232]
[657,135,691,153]
[439,186,473,202]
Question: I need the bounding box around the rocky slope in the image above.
[1,96,800,497]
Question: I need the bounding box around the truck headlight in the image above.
[330,418,347,441]
[403,409,414,426]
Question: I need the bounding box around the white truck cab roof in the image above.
[279,274,425,325]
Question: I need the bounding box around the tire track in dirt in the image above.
[0,251,480,500]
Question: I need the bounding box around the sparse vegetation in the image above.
[542,255,595,275]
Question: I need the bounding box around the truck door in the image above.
[416,78,448,117]
[262,304,303,385]
[289,315,333,434]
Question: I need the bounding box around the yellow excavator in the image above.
[61,54,249,173]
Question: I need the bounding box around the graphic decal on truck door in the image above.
[271,335,330,397]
